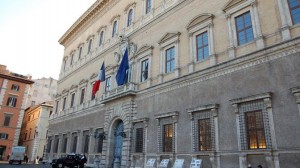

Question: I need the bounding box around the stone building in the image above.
[46,0,300,168]
[19,102,53,162]
[26,77,57,108]
[0,65,34,160]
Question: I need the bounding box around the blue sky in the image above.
[0,0,95,79]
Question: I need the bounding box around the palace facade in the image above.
[46,0,300,167]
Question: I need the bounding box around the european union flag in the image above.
[116,48,129,86]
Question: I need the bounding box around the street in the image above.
[0,162,52,168]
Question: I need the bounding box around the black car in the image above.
[51,153,87,168]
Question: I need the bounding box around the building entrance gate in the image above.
[112,121,124,167]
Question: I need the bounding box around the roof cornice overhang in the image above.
[58,0,110,46]
[0,74,34,84]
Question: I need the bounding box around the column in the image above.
[66,132,71,153]
[226,14,235,59]
[252,2,265,49]
[77,130,83,153]
[276,0,291,40]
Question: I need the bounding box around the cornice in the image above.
[0,74,34,84]
[59,0,110,45]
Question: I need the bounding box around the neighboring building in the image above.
[26,77,57,108]
[0,65,34,160]
[19,102,53,162]
[47,0,300,168]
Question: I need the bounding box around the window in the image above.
[231,93,273,150]
[11,84,19,91]
[141,59,149,82]
[99,31,104,46]
[78,46,82,60]
[155,112,178,153]
[223,0,264,58]
[105,77,111,91]
[62,97,66,110]
[0,133,8,139]
[29,129,32,139]
[163,124,173,152]
[87,39,93,54]
[54,137,59,153]
[146,0,152,14]
[95,129,104,153]
[135,128,144,153]
[83,133,90,153]
[288,0,300,24]
[187,104,218,152]
[159,32,180,80]
[71,134,78,153]
[47,139,52,153]
[70,93,75,107]
[165,47,175,73]
[196,32,209,61]
[235,12,254,45]
[62,136,68,153]
[3,115,11,126]
[70,54,74,65]
[127,9,133,27]
[7,96,17,107]
[112,21,118,37]
[80,88,85,105]
[63,58,67,71]
[198,119,212,151]
[55,101,59,113]
[245,110,266,149]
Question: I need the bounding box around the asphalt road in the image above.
[0,162,52,168]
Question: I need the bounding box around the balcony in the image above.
[101,82,138,103]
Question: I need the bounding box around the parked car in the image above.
[51,153,87,168]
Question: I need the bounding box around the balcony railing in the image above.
[101,82,138,103]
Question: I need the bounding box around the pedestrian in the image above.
[247,164,252,168]
[35,156,39,164]
[7,154,10,161]
[24,154,28,164]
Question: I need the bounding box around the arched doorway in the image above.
[112,121,124,167]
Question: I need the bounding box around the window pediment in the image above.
[69,84,78,90]
[97,26,107,33]
[90,73,97,80]
[110,15,120,23]
[77,43,84,48]
[135,45,153,56]
[79,79,88,85]
[187,14,214,31]
[86,34,95,41]
[62,89,69,94]
[223,0,247,12]
[158,32,181,45]
[124,2,136,12]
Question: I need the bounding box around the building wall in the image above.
[19,103,52,162]
[0,65,33,160]
[47,0,300,168]
[26,77,57,108]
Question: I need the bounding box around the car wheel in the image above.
[58,163,64,168]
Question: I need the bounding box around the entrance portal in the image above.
[113,121,124,167]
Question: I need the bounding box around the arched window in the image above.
[99,31,104,46]
[127,9,133,27]
[112,21,118,37]
[146,0,152,14]
[87,39,93,54]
